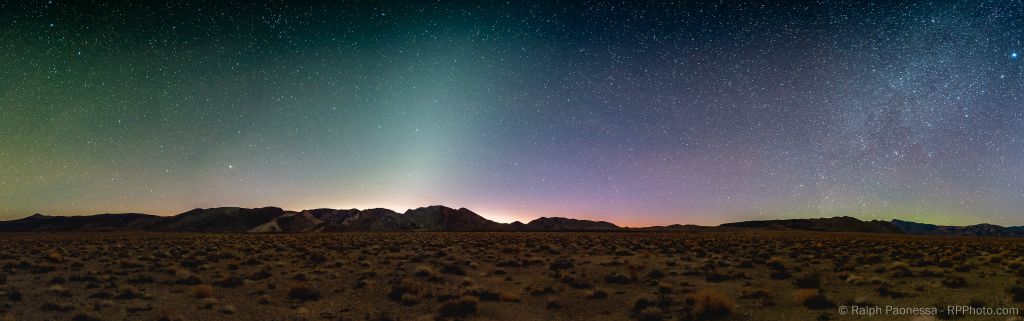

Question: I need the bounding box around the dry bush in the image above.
[71,312,103,321]
[287,282,321,302]
[740,287,771,300]
[1007,284,1024,303]
[214,276,244,288]
[498,290,522,302]
[585,288,608,299]
[793,273,821,289]
[793,289,835,309]
[191,284,214,298]
[219,304,237,315]
[47,284,70,297]
[686,288,734,319]
[941,276,967,288]
[845,274,865,285]
[637,306,664,321]
[605,272,631,284]
[413,265,434,278]
[387,280,424,305]
[657,281,673,294]
[767,257,786,270]
[438,295,479,317]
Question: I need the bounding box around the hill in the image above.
[719,216,904,234]
[2,208,1022,237]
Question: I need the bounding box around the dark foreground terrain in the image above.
[0,232,1022,321]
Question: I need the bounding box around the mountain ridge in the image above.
[1,207,1022,237]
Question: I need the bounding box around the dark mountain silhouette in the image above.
[719,216,904,234]
[149,207,288,232]
[890,219,939,234]
[1,207,1022,237]
[0,213,160,232]
[404,206,507,231]
[519,217,619,231]
[0,205,613,232]
[631,224,731,232]
[891,220,1024,237]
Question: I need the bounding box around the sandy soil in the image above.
[0,232,1022,321]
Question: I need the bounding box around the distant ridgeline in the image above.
[1,207,1022,237]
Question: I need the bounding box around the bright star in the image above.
[1013,52,1019,59]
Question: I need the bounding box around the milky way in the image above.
[1,1,1023,226]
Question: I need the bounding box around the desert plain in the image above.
[1,232,1022,321]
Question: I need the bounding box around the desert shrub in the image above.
[191,284,214,298]
[605,272,631,284]
[48,276,66,284]
[686,288,734,319]
[1007,260,1024,272]
[48,285,70,297]
[632,295,659,312]
[287,283,321,302]
[248,268,272,281]
[889,261,909,271]
[46,251,63,262]
[114,287,141,300]
[941,276,967,288]
[440,264,466,276]
[704,271,731,283]
[657,282,673,294]
[400,293,419,305]
[174,269,201,285]
[875,285,906,298]
[387,280,423,305]
[740,288,771,299]
[637,306,664,321]
[40,302,74,312]
[546,299,561,309]
[413,265,434,278]
[585,288,608,299]
[918,269,942,278]
[498,290,521,302]
[549,259,574,270]
[71,312,103,321]
[6,289,22,301]
[769,270,791,280]
[438,296,478,317]
[647,269,665,279]
[845,274,865,285]
[1007,284,1024,303]
[214,276,244,288]
[216,303,235,315]
[793,273,821,289]
[793,289,835,309]
[528,285,557,296]
[199,297,217,309]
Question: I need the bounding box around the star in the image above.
[1013,52,1019,59]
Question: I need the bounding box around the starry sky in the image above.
[2,0,1023,226]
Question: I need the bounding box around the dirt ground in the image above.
[0,232,1022,321]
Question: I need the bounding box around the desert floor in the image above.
[1,232,1022,321]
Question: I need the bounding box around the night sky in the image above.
[2,0,1023,226]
